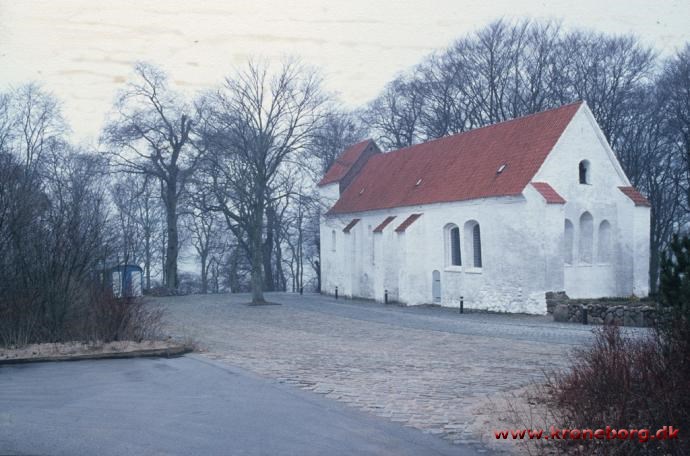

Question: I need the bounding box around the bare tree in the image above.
[103,63,201,290]
[308,109,367,174]
[657,45,690,209]
[556,32,656,148]
[199,60,327,303]
[183,191,228,294]
[361,76,425,149]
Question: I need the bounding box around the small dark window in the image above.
[472,224,482,268]
[579,160,590,184]
[450,226,461,266]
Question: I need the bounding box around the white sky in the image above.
[1,0,688,143]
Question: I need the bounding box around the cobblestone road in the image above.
[160,293,639,453]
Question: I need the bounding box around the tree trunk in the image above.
[262,207,275,291]
[144,228,151,290]
[200,252,208,294]
[164,184,179,290]
[650,236,660,295]
[250,211,265,303]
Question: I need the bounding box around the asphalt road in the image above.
[0,355,477,456]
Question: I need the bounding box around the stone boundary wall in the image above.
[547,292,659,327]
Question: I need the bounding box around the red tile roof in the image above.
[328,102,583,214]
[342,218,360,233]
[531,182,566,204]
[619,186,651,207]
[373,216,396,233]
[394,214,422,233]
[318,140,373,186]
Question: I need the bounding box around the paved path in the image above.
[0,356,472,456]
[161,293,643,451]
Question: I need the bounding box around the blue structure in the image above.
[108,264,144,298]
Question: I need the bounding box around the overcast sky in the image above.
[1,0,688,142]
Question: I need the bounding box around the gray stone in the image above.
[553,304,570,322]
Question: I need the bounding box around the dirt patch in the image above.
[0,339,190,363]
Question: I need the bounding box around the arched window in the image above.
[598,220,611,263]
[464,220,482,268]
[564,219,574,265]
[579,212,593,264]
[331,230,336,252]
[579,160,591,184]
[445,224,461,266]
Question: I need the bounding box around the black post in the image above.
[459,296,464,314]
[582,305,588,325]
[384,289,388,304]
[335,287,338,299]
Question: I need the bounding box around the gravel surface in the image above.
[160,292,648,452]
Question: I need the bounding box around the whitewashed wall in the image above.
[320,194,557,314]
[533,103,650,299]
[319,103,650,313]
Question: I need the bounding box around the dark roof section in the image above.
[531,182,566,204]
[373,216,396,233]
[394,214,422,233]
[318,140,374,186]
[619,186,651,207]
[328,102,583,214]
[342,218,361,233]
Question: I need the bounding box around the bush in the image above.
[532,236,690,455]
[87,290,164,343]
[0,286,164,347]
[539,326,688,455]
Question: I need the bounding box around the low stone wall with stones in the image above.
[552,299,659,327]
[545,291,569,314]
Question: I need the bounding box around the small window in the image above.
[472,224,482,268]
[331,230,336,252]
[579,160,591,184]
[464,220,482,268]
[445,224,461,266]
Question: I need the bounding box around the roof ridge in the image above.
[380,101,584,157]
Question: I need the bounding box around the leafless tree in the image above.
[109,174,165,289]
[307,109,367,175]
[198,59,327,303]
[657,45,690,209]
[556,32,656,148]
[183,191,228,294]
[103,62,202,290]
[361,75,425,149]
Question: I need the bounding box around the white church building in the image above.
[318,101,650,314]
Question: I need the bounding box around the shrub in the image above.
[86,289,164,343]
[539,326,687,455]
[0,286,164,347]
[526,236,690,455]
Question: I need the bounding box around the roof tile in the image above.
[318,140,372,186]
[394,214,422,233]
[619,186,651,207]
[531,182,566,204]
[373,216,396,233]
[328,102,583,214]
[342,218,360,233]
